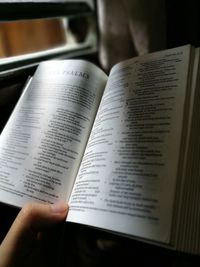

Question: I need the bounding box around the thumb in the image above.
[17,201,68,232]
[0,201,68,267]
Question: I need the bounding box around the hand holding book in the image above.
[0,201,68,267]
[0,45,199,255]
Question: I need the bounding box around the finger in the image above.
[17,201,68,233]
[0,201,68,267]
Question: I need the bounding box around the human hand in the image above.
[0,201,68,267]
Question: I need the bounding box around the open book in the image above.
[0,44,199,255]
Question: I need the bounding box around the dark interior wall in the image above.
[166,1,200,48]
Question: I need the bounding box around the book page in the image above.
[68,46,191,243]
[0,60,107,207]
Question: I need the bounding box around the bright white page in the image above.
[68,46,191,243]
[0,60,107,207]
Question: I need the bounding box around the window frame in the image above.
[0,0,98,83]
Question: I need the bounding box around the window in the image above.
[0,0,97,81]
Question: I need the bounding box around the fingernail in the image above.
[51,201,68,214]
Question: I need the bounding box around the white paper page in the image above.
[0,60,107,207]
[68,46,191,243]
